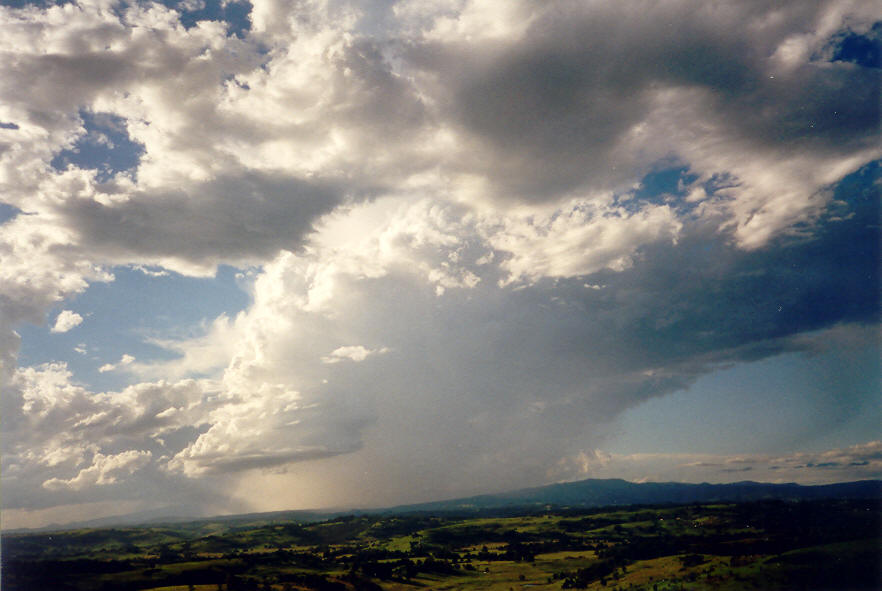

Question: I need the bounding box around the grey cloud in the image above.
[335,38,427,138]
[11,53,130,112]
[1,3,428,271]
[538,160,878,381]
[718,60,880,153]
[63,173,344,268]
[403,1,877,202]
[173,445,362,475]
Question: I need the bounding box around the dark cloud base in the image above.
[587,161,880,368]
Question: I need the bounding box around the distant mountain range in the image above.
[379,478,882,514]
[9,478,880,533]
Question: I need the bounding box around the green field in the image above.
[3,499,880,590]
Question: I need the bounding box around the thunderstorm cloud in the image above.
[0,0,878,526]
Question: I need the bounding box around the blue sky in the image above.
[610,345,881,456]
[16,264,252,391]
[0,0,879,528]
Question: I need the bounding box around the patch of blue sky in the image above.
[616,163,700,213]
[154,0,252,38]
[0,0,71,8]
[0,202,21,224]
[635,165,697,200]
[16,264,252,392]
[608,341,881,457]
[830,22,881,68]
[51,111,144,183]
[1,0,252,38]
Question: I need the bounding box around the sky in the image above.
[0,0,880,530]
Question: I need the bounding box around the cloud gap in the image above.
[50,111,145,183]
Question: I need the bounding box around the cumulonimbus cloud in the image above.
[0,0,878,520]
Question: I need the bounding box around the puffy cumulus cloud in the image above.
[550,449,614,480]
[550,441,882,485]
[482,197,683,284]
[0,213,113,326]
[1,0,336,275]
[42,450,152,491]
[0,195,112,432]
[4,364,204,458]
[50,309,83,333]
[0,361,216,510]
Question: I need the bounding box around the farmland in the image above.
[2,498,880,590]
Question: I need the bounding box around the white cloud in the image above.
[50,310,83,333]
[132,265,170,278]
[167,383,362,477]
[321,345,390,364]
[42,450,152,491]
[482,198,683,285]
[136,314,241,381]
[98,353,135,373]
[6,174,876,513]
[178,0,205,12]
[0,214,113,326]
[2,361,216,509]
